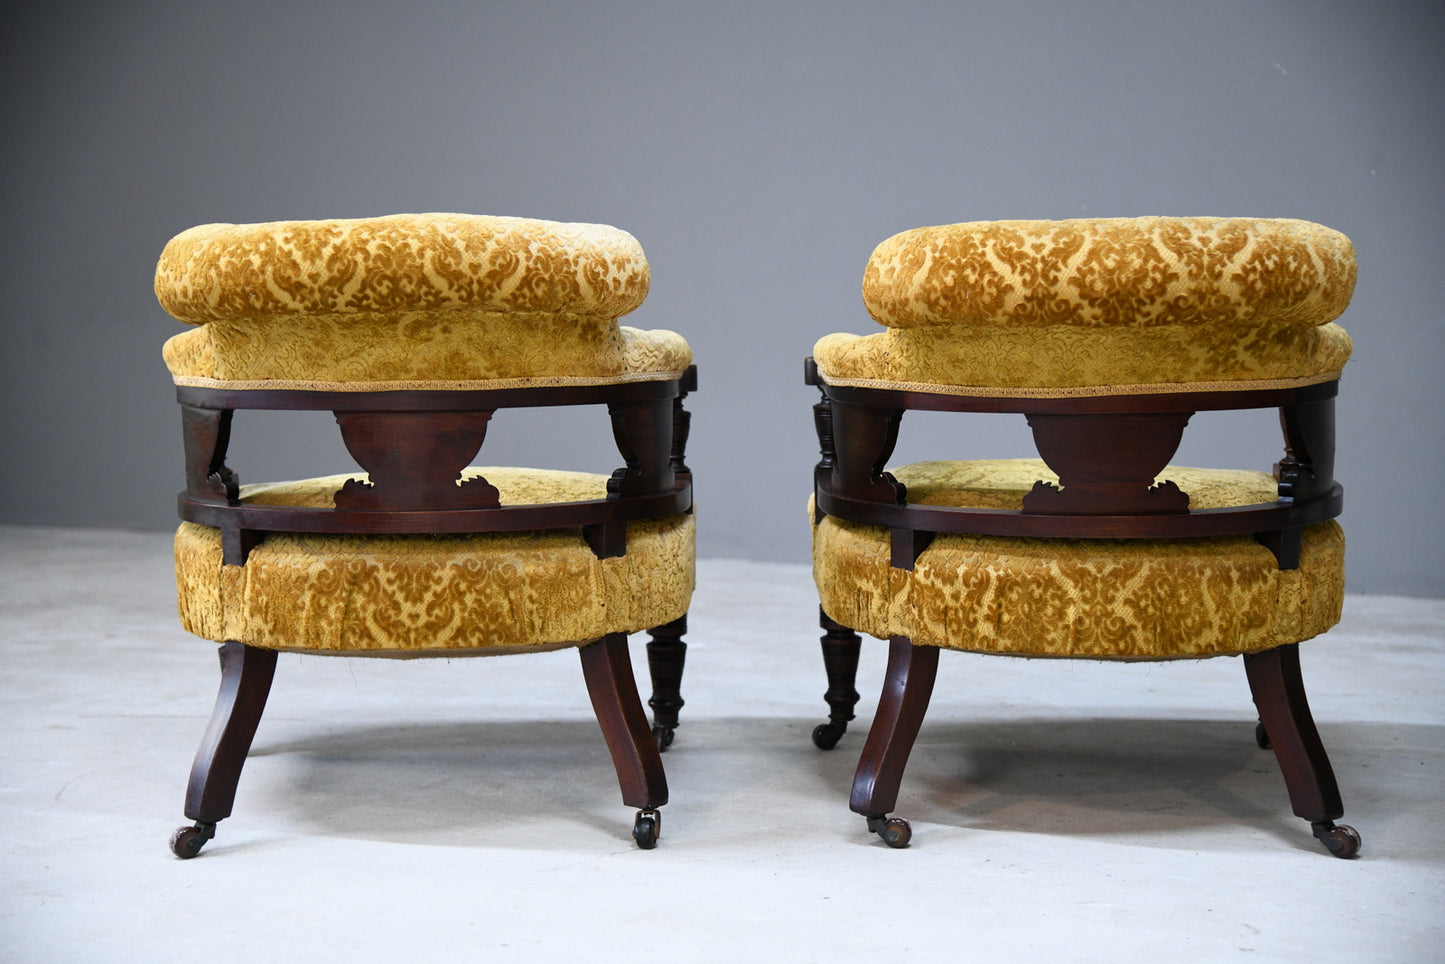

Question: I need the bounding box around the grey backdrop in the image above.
[3,1,1441,596]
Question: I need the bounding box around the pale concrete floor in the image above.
[1,525,1442,962]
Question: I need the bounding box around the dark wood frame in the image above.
[805,358,1359,857]
[170,367,697,858]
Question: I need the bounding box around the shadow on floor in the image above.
[208,714,1437,858]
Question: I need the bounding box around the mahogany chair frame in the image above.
[169,367,697,857]
[805,358,1359,857]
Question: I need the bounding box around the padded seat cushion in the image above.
[816,217,1354,396]
[175,468,694,656]
[156,214,692,390]
[812,460,1344,659]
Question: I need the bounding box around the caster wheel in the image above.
[812,722,844,750]
[866,815,912,848]
[652,725,675,751]
[1255,721,1271,749]
[169,822,215,859]
[632,809,661,850]
[1314,822,1361,859]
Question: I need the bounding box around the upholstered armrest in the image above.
[811,322,1351,396]
[161,322,693,391]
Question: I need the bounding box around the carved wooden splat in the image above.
[332,410,500,510]
[1022,412,1193,515]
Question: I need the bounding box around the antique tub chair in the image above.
[806,216,1359,857]
[157,213,695,856]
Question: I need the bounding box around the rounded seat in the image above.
[814,216,1355,396]
[175,468,695,656]
[811,460,1344,659]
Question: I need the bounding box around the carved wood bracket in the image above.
[181,405,240,504]
[607,398,676,500]
[826,399,907,505]
[670,394,693,479]
[1275,397,1336,502]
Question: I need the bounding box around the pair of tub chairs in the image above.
[159,213,1359,859]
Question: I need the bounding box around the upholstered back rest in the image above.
[861,217,1354,330]
[815,217,1355,397]
[156,214,690,391]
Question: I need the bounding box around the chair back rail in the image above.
[177,367,697,565]
[805,358,1339,566]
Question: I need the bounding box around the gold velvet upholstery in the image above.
[813,322,1350,397]
[175,470,695,656]
[157,214,651,322]
[157,213,696,657]
[810,217,1358,853]
[155,213,691,390]
[158,212,693,857]
[815,217,1355,395]
[812,460,1344,660]
[862,218,1355,330]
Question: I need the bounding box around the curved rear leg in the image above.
[1244,643,1359,858]
[580,634,668,848]
[171,641,278,858]
[850,635,939,847]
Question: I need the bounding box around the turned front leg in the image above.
[813,609,862,750]
[645,615,688,750]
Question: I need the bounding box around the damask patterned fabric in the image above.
[862,218,1354,330]
[155,214,692,390]
[812,460,1344,659]
[161,319,692,390]
[157,214,649,322]
[813,322,1351,396]
[175,468,695,655]
[816,217,1355,395]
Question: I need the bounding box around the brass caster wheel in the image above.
[632,809,661,850]
[866,815,912,849]
[1255,720,1271,749]
[652,725,675,751]
[169,821,216,859]
[1313,821,1361,859]
[812,722,846,750]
